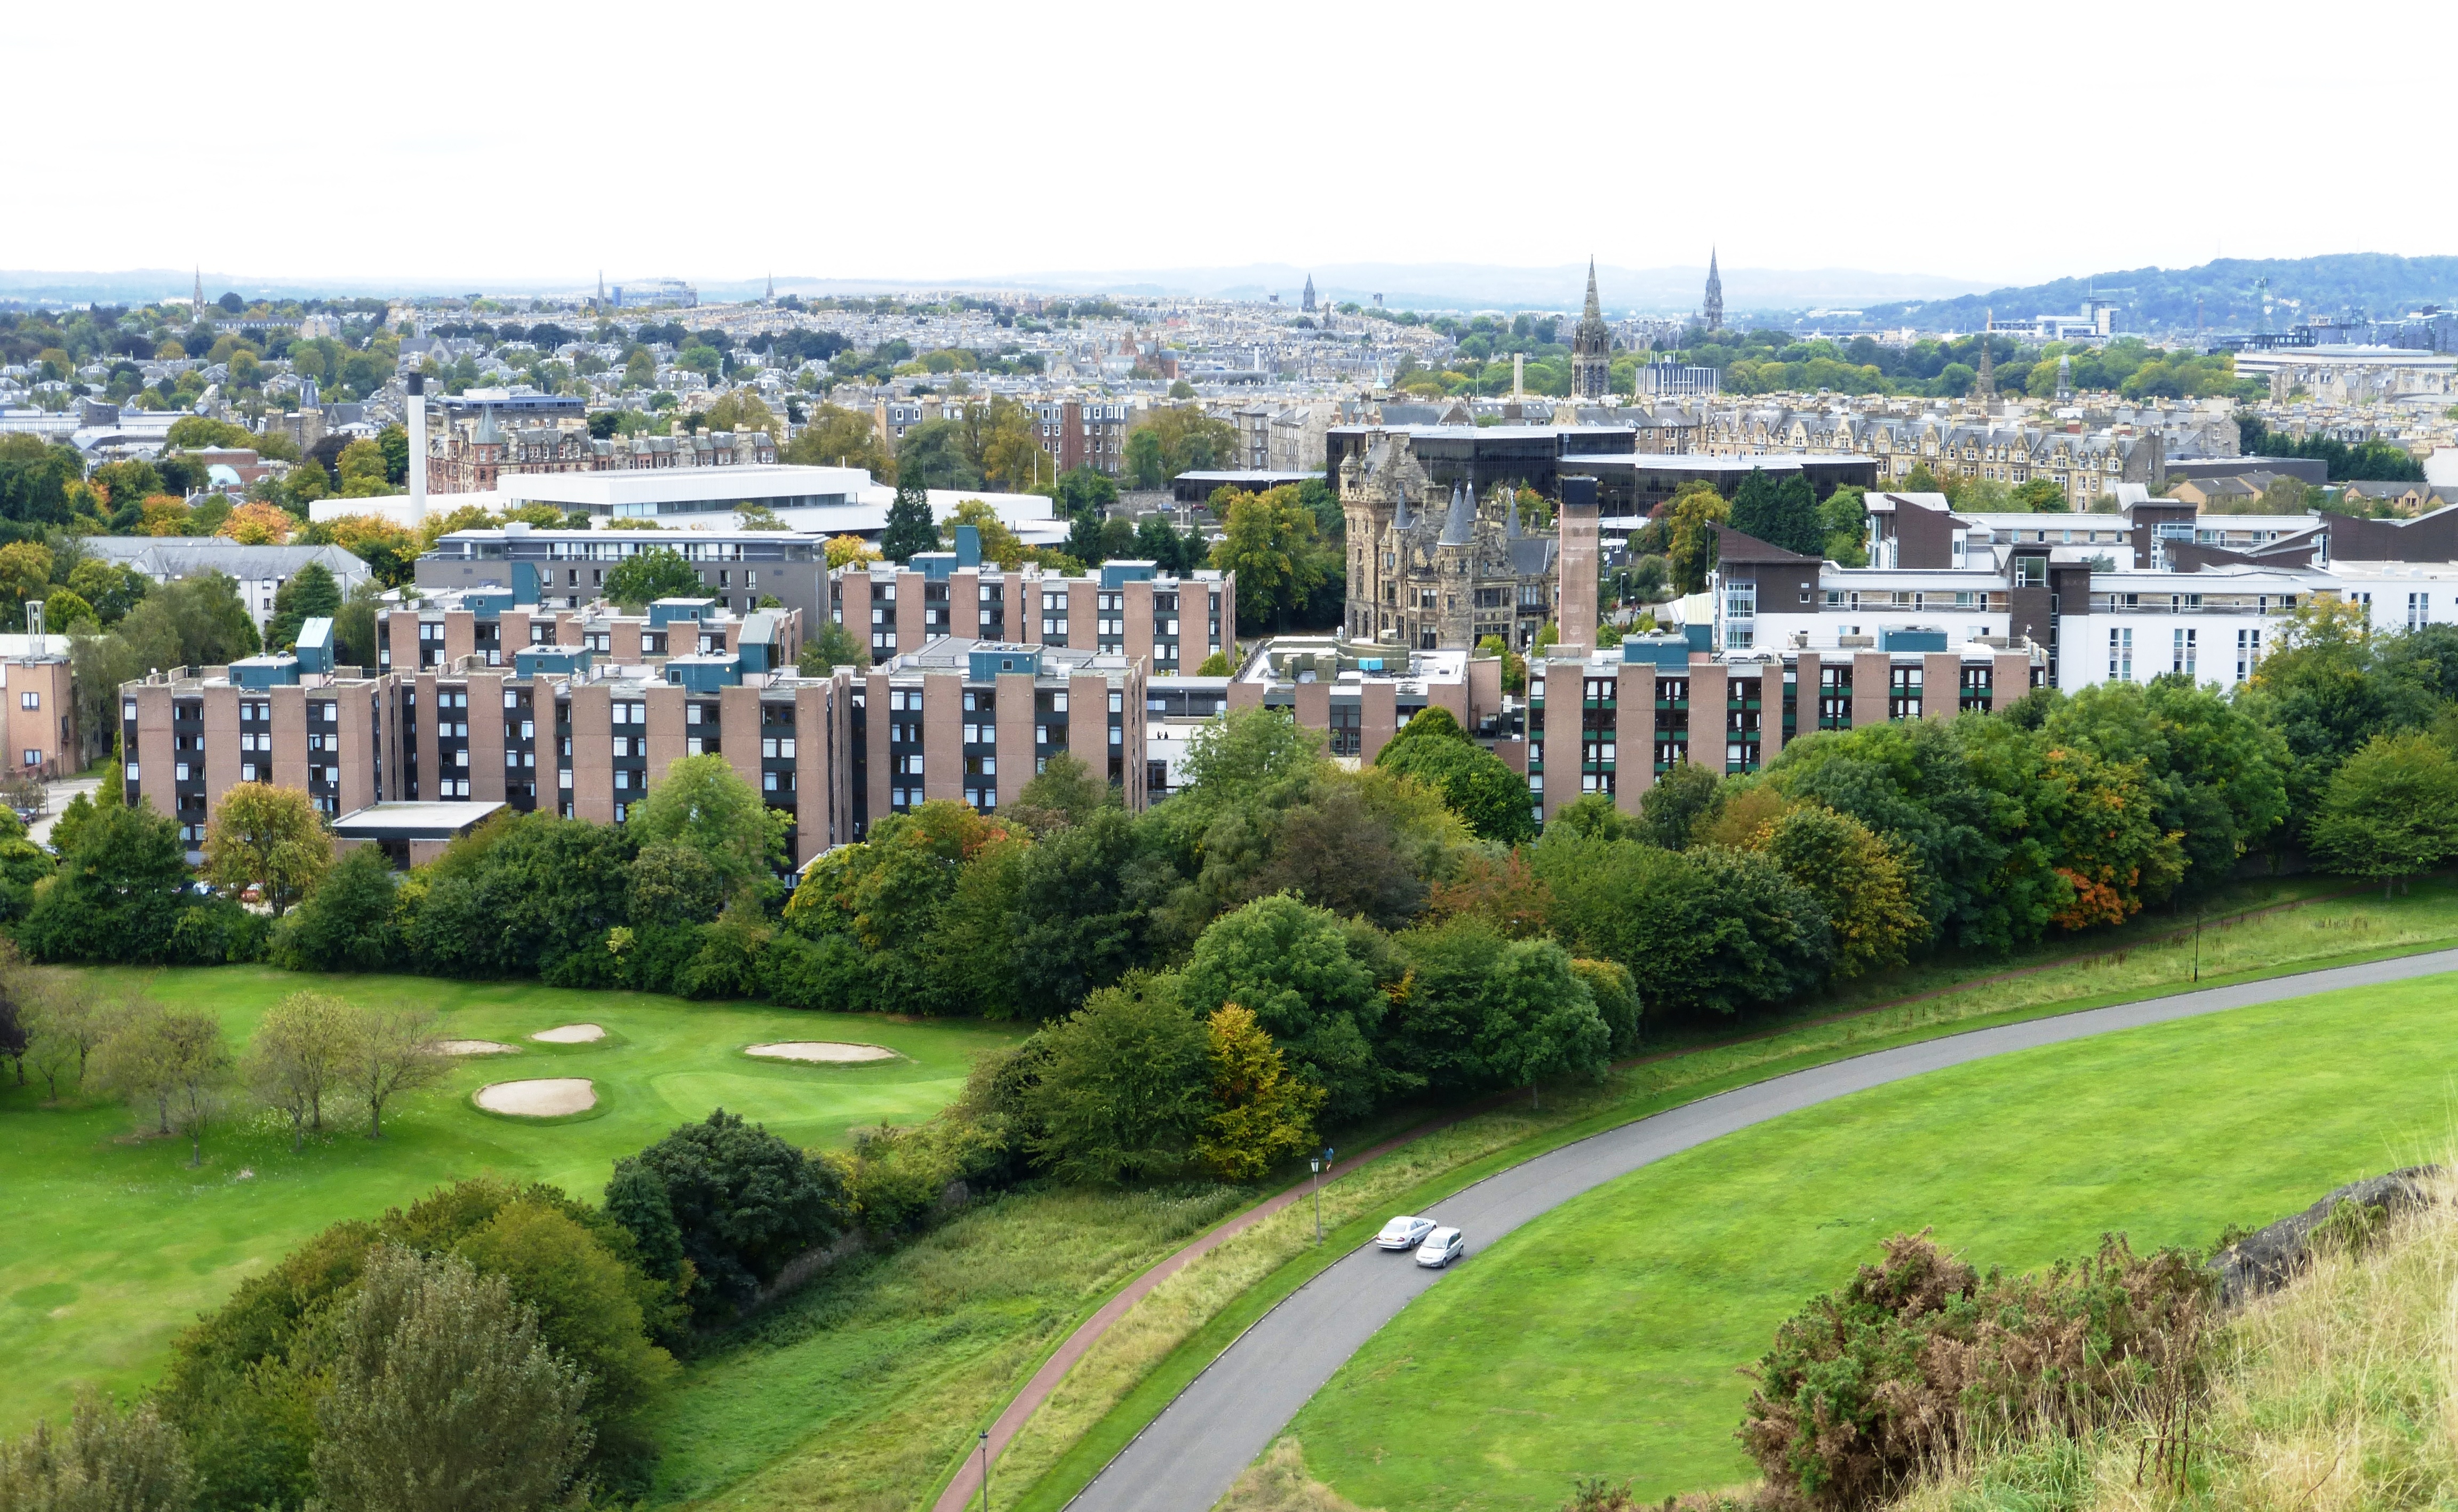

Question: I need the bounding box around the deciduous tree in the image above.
[311,1247,592,1512]
[1193,1004,1324,1181]
[601,546,703,609]
[202,783,329,915]
[345,1005,446,1139]
[245,991,361,1150]
[2309,731,2458,896]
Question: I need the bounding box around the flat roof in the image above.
[1558,452,1876,471]
[331,801,506,839]
[490,465,880,507]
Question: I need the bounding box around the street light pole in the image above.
[978,1429,989,1512]
[1310,1157,1321,1245]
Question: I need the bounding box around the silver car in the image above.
[1415,1227,1466,1268]
[1376,1215,1437,1252]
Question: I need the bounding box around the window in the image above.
[2108,627,2133,682]
[2236,627,2261,681]
[2013,555,2047,589]
[2172,628,2196,676]
[2411,592,2432,630]
[18,692,36,711]
[21,749,39,767]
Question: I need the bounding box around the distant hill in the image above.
[1859,254,2458,334]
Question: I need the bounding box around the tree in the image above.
[1066,507,1110,567]
[1751,804,1922,977]
[797,619,869,673]
[1385,920,1609,1100]
[21,798,190,964]
[1374,708,1536,843]
[345,1005,446,1139]
[1664,482,1730,594]
[1123,428,1167,490]
[1477,633,1527,693]
[0,541,52,613]
[0,1391,195,1512]
[1179,895,1390,1120]
[895,419,980,491]
[95,1004,230,1163]
[1138,406,1238,476]
[1052,465,1119,518]
[202,783,329,915]
[1638,762,1723,850]
[1021,973,1214,1184]
[779,403,895,479]
[879,479,938,562]
[1010,750,1109,834]
[1009,806,1154,1017]
[1193,1004,1324,1181]
[603,1109,849,1318]
[245,992,362,1150]
[266,562,341,650]
[278,843,400,971]
[2309,731,2458,896]
[823,533,880,569]
[311,1247,592,1512]
[602,546,703,608]
[1210,486,1323,632]
[624,754,785,897]
[450,1199,677,1480]
[940,498,1030,567]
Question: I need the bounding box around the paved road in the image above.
[1067,947,2458,1512]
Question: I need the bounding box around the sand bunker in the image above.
[474,1078,596,1116]
[745,1041,897,1064]
[439,1039,517,1056]
[529,1023,605,1044]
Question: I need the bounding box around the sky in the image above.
[18,0,2454,300]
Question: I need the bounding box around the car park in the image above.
[1415,1227,1466,1268]
[1376,1215,1436,1251]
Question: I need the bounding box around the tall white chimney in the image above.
[406,371,429,524]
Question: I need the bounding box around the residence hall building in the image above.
[121,600,1150,866]
[830,529,1234,675]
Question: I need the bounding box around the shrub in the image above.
[1738,1231,2209,1511]
[1569,958,1641,1055]
[604,1110,851,1320]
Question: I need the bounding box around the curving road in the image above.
[1065,947,2458,1512]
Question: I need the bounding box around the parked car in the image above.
[1376,1215,1436,1252]
[1415,1227,1466,1268]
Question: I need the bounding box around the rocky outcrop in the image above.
[2209,1166,2440,1306]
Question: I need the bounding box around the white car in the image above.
[1376,1215,1437,1251]
[1415,1227,1466,1268]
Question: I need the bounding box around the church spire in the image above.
[193,267,204,318]
[1702,247,1724,332]
[1571,257,1611,400]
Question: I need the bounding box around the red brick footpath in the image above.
[932,879,2376,1510]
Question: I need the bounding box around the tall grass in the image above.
[1894,1163,2458,1512]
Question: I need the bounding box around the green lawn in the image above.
[1289,971,2458,1511]
[0,965,1024,1439]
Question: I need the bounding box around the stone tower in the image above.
[1571,258,1611,399]
[1302,274,1316,313]
[1703,247,1724,331]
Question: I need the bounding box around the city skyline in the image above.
[19,0,2452,287]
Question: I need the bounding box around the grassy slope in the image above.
[1896,1170,2458,1512]
[0,965,1021,1438]
[1007,876,2458,1512]
[1288,971,2458,1511]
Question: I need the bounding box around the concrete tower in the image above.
[1702,248,1724,331]
[1570,258,1611,399]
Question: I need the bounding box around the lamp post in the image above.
[2193,905,2204,983]
[1309,1156,1321,1245]
[977,1429,990,1511]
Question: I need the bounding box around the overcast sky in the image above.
[20,0,2451,295]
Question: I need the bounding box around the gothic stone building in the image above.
[1340,430,1558,651]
